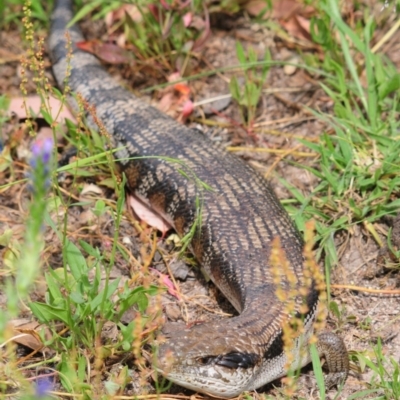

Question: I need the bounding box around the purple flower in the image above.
[30,138,54,168]
[35,377,53,397]
[27,138,54,194]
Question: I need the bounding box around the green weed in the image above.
[229,42,271,131]
[275,1,399,396]
[0,3,164,396]
[2,0,50,28]
[70,0,237,73]
[350,340,400,400]
[281,0,400,279]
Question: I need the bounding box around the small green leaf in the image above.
[136,292,149,313]
[40,107,54,126]
[229,76,241,102]
[79,240,101,258]
[70,291,86,304]
[93,199,107,217]
[235,41,246,64]
[0,229,13,247]
[67,0,104,26]
[65,240,88,281]
[45,270,65,302]
[247,46,257,64]
[379,73,400,100]
[329,301,340,319]
[29,302,69,324]
[90,277,121,311]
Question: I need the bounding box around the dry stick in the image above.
[226,146,316,158]
[371,17,400,53]
[265,144,315,177]
[331,284,400,296]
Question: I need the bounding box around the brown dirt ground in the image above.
[1,3,400,400]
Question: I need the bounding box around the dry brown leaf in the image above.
[76,40,133,64]
[272,0,303,19]
[8,319,52,352]
[105,4,142,28]
[9,96,75,123]
[280,14,312,42]
[243,0,272,17]
[128,195,171,235]
[244,0,315,42]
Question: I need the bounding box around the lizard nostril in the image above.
[197,356,215,366]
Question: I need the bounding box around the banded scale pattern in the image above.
[50,0,349,397]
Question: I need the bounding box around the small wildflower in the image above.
[27,137,53,194]
[35,377,53,398]
[15,137,54,300]
[31,137,53,164]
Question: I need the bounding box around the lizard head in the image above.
[156,321,263,398]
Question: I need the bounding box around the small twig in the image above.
[226,146,316,158]
[331,284,400,296]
